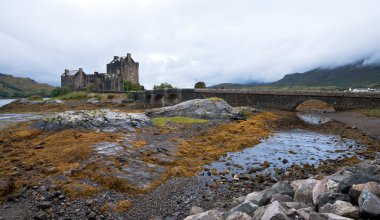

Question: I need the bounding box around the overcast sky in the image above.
[1,0,380,89]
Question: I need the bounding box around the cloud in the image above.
[1,0,380,88]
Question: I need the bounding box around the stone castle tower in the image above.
[61,53,139,91]
[106,53,139,84]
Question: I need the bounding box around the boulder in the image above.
[358,189,380,218]
[146,98,234,119]
[309,212,354,220]
[319,201,359,219]
[36,110,151,131]
[316,193,350,209]
[229,201,258,216]
[338,174,380,194]
[189,206,205,215]
[246,182,294,206]
[295,207,313,220]
[226,211,253,220]
[270,194,293,203]
[261,201,293,220]
[376,152,380,165]
[184,209,226,220]
[282,202,310,210]
[313,179,339,205]
[348,182,380,202]
[252,206,267,220]
[292,179,320,205]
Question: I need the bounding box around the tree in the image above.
[194,81,206,88]
[124,80,144,92]
[153,82,173,90]
[51,87,71,97]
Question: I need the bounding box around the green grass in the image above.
[27,95,43,101]
[355,109,380,118]
[152,117,208,126]
[57,91,89,100]
[208,97,224,102]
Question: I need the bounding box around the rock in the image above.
[270,194,293,203]
[292,179,320,205]
[295,207,313,220]
[319,201,359,219]
[376,152,380,165]
[189,206,205,215]
[226,211,252,220]
[146,98,234,119]
[229,201,258,216]
[261,201,293,220]
[88,211,97,220]
[309,212,354,220]
[349,182,380,202]
[37,201,52,209]
[316,193,350,209]
[34,211,48,220]
[313,179,339,205]
[338,174,380,194]
[282,202,310,210]
[358,189,380,218]
[230,113,247,121]
[36,110,151,131]
[246,182,294,206]
[184,209,226,220]
[252,207,266,220]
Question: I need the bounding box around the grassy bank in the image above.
[355,108,380,118]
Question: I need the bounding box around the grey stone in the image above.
[292,179,320,205]
[295,207,313,220]
[319,201,359,219]
[316,193,350,209]
[226,211,253,220]
[229,201,258,216]
[37,110,151,131]
[310,212,354,220]
[37,201,52,209]
[313,179,339,205]
[146,98,234,119]
[189,206,205,215]
[270,194,293,203]
[246,182,294,206]
[252,206,267,220]
[261,201,293,220]
[348,181,380,202]
[358,189,380,218]
[34,211,48,220]
[184,209,226,220]
[338,173,380,194]
[282,202,310,210]
[376,152,380,165]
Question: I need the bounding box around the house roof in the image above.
[65,70,79,76]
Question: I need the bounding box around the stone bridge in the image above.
[135,89,380,111]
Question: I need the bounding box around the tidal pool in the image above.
[202,129,363,180]
[0,113,45,128]
[297,113,331,125]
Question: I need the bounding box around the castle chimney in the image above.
[64,69,69,75]
[127,53,131,62]
[114,56,119,60]
[79,68,83,73]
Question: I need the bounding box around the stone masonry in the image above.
[61,53,139,91]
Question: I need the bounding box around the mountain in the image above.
[0,73,54,98]
[208,82,267,89]
[273,63,380,88]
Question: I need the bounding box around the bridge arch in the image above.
[168,93,178,104]
[153,94,164,106]
[295,99,336,113]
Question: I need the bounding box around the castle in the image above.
[61,53,139,91]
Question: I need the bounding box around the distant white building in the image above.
[348,87,377,93]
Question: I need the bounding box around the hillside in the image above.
[0,73,54,98]
[273,63,380,88]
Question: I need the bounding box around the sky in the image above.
[1,0,380,89]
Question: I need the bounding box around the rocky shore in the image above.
[185,157,380,220]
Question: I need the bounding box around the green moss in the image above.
[152,117,208,126]
[27,95,43,101]
[208,97,224,103]
[355,109,380,118]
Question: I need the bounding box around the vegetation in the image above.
[153,82,173,90]
[51,87,71,97]
[152,117,208,126]
[356,108,380,118]
[208,97,223,102]
[55,91,89,100]
[107,94,115,99]
[27,95,43,101]
[0,73,54,98]
[124,80,144,92]
[194,81,206,88]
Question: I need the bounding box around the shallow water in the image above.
[202,129,362,180]
[0,99,15,107]
[0,113,45,128]
[297,113,331,125]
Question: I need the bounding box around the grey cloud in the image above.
[1,0,380,88]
